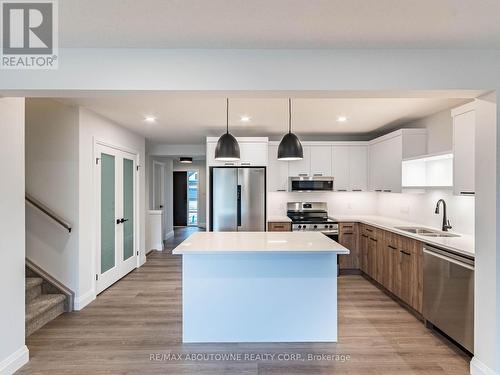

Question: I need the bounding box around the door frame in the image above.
[152,160,166,238]
[93,139,141,295]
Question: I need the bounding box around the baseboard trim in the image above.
[74,289,96,311]
[471,357,500,375]
[0,345,29,375]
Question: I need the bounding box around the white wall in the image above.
[173,160,207,227]
[377,190,474,235]
[25,99,80,292]
[403,108,455,153]
[267,191,378,217]
[78,108,146,309]
[0,98,29,374]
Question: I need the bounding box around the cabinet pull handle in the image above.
[224,162,235,166]
[370,238,377,242]
[361,234,368,238]
[460,191,475,195]
[400,250,411,256]
[388,245,397,250]
[298,173,308,177]
[276,189,286,192]
[337,189,347,192]
[383,190,392,193]
[313,173,323,176]
[241,162,251,166]
[352,189,362,192]
[366,228,373,232]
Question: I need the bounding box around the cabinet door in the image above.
[267,222,292,232]
[453,110,475,195]
[381,136,403,193]
[288,146,311,176]
[332,146,350,191]
[310,146,332,177]
[267,145,289,192]
[382,231,398,293]
[338,223,358,269]
[349,146,368,191]
[369,142,384,191]
[359,228,369,273]
[239,142,268,166]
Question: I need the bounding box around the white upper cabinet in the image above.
[332,146,350,191]
[452,103,475,196]
[288,146,311,177]
[206,137,268,167]
[369,129,427,193]
[348,146,368,191]
[267,144,289,192]
[310,146,332,177]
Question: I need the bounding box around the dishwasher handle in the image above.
[423,248,474,271]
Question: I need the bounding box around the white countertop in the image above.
[172,232,349,254]
[332,215,474,257]
[267,215,292,223]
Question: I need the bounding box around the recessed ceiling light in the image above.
[144,115,157,123]
[337,116,348,123]
[240,115,251,122]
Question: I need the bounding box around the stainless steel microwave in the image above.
[289,176,334,192]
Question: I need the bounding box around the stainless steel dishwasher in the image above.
[423,245,474,353]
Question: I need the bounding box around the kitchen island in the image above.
[172,232,349,343]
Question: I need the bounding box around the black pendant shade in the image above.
[278,98,303,161]
[215,98,240,161]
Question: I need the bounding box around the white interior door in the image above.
[96,144,138,294]
[153,161,166,238]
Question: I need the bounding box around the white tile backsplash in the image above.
[268,189,475,236]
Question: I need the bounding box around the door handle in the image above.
[116,218,129,224]
[237,185,241,227]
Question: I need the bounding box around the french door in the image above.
[96,143,138,294]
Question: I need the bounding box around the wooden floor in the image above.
[18,227,470,374]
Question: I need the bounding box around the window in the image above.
[187,171,198,225]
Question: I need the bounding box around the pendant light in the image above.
[278,98,303,160]
[215,98,240,161]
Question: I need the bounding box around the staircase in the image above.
[25,273,68,337]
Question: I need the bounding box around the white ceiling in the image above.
[58,93,474,144]
[59,0,500,48]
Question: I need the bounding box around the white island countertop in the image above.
[172,231,349,255]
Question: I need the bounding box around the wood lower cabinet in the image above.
[338,223,359,270]
[354,224,423,314]
[267,222,292,232]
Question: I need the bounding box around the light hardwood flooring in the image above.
[18,227,470,374]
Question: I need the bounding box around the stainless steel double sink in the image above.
[394,226,461,238]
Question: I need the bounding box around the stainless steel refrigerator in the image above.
[210,167,266,231]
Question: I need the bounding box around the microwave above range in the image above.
[289,176,334,192]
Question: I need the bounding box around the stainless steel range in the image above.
[286,202,338,237]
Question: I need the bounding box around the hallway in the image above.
[18,227,470,374]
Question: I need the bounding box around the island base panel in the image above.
[182,253,338,343]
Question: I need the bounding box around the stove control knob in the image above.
[297,225,302,229]
[329,225,333,229]
[324,224,328,229]
[303,225,307,230]
[313,225,317,229]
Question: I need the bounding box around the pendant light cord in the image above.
[288,98,292,133]
[226,98,229,134]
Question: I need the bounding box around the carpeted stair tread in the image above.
[26,294,66,322]
[26,277,43,290]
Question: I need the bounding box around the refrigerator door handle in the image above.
[237,184,242,227]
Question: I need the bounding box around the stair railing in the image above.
[25,193,72,233]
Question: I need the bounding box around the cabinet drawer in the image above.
[340,222,356,234]
[267,222,292,232]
